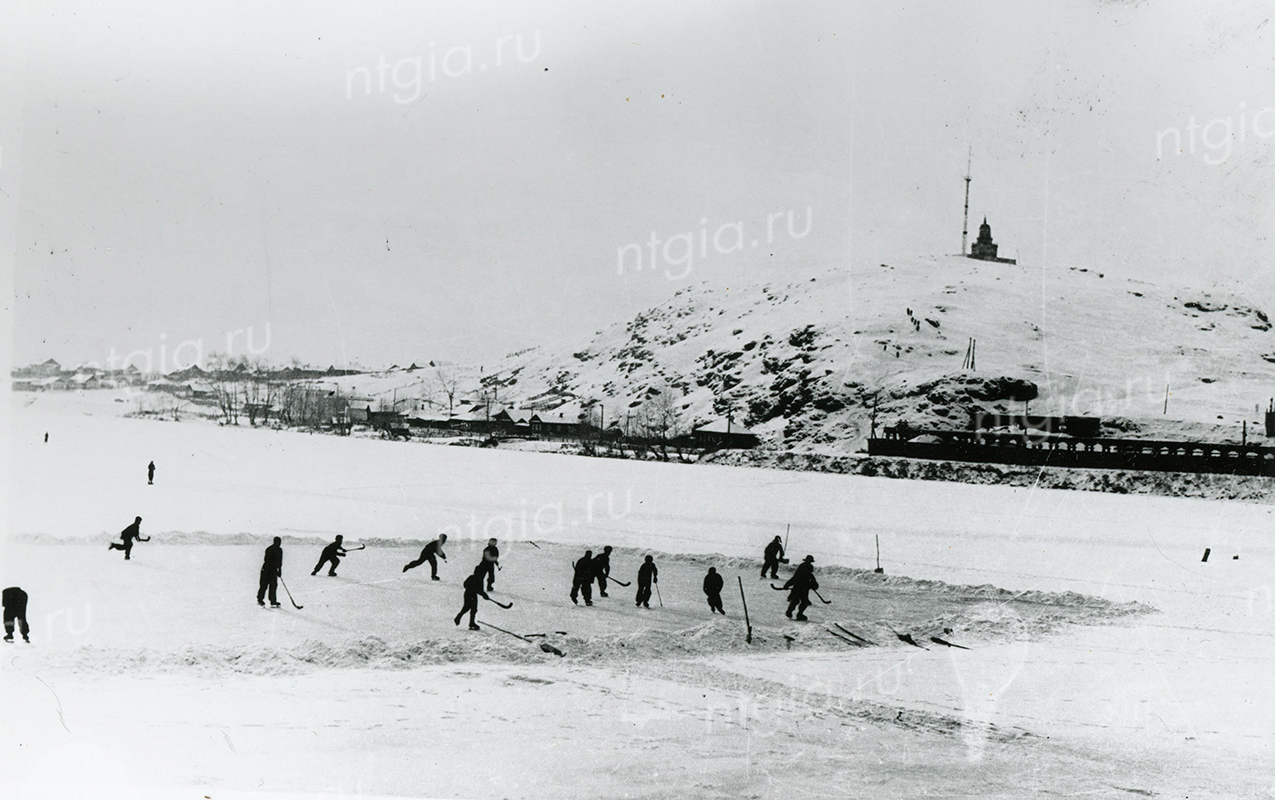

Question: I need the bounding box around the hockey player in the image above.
[311,535,347,577]
[477,538,500,591]
[108,516,149,560]
[703,567,725,614]
[761,535,786,579]
[454,566,491,631]
[2,587,29,643]
[571,550,594,606]
[258,537,283,607]
[593,545,613,597]
[635,555,658,608]
[782,555,818,621]
[403,534,447,579]
[147,460,156,485]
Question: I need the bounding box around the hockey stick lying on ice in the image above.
[482,595,513,610]
[479,620,564,657]
[279,578,303,610]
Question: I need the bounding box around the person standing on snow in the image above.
[311,535,347,577]
[258,537,283,607]
[403,534,447,579]
[703,567,726,615]
[635,555,658,608]
[108,516,149,560]
[761,535,786,579]
[147,460,156,485]
[571,550,595,606]
[593,545,614,597]
[477,538,500,591]
[782,555,818,621]
[2,587,30,643]
[454,566,491,630]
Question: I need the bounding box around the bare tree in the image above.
[433,365,459,417]
[638,386,686,461]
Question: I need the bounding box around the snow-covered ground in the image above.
[3,391,1273,798]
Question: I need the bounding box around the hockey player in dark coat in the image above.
[2,587,30,643]
[593,545,613,597]
[108,516,149,560]
[403,534,447,579]
[477,538,500,591]
[147,460,156,485]
[258,537,283,607]
[635,555,658,608]
[703,567,726,614]
[454,567,491,630]
[571,550,595,606]
[782,555,818,621]
[761,535,786,579]
[311,535,347,576]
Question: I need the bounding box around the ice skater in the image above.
[571,550,595,606]
[403,534,447,579]
[2,586,30,643]
[477,538,500,591]
[147,460,156,485]
[703,567,726,615]
[108,516,149,560]
[454,566,491,630]
[258,537,283,607]
[311,535,347,577]
[593,545,613,597]
[761,535,787,579]
[635,555,658,608]
[782,555,818,621]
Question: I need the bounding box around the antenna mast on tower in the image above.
[961,146,972,256]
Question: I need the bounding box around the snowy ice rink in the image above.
[3,393,1273,798]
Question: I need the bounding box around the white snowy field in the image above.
[3,390,1274,798]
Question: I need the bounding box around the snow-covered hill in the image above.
[485,256,1275,451]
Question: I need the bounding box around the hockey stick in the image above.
[813,589,832,605]
[606,576,631,587]
[483,596,513,610]
[346,544,367,552]
[825,626,865,647]
[655,582,663,608]
[834,623,875,646]
[480,620,564,657]
[279,578,303,610]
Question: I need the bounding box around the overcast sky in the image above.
[6,0,1274,370]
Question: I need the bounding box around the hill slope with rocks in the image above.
[487,255,1275,453]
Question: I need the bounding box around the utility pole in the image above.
[961,146,972,256]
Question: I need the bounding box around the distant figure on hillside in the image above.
[2,587,30,643]
[454,566,490,630]
[43,432,48,444]
[571,550,595,606]
[703,567,725,615]
[782,555,818,621]
[635,555,658,609]
[593,545,613,597]
[108,516,149,560]
[311,535,347,577]
[403,534,447,579]
[477,538,500,591]
[147,461,156,485]
[761,535,787,579]
[258,537,283,607]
